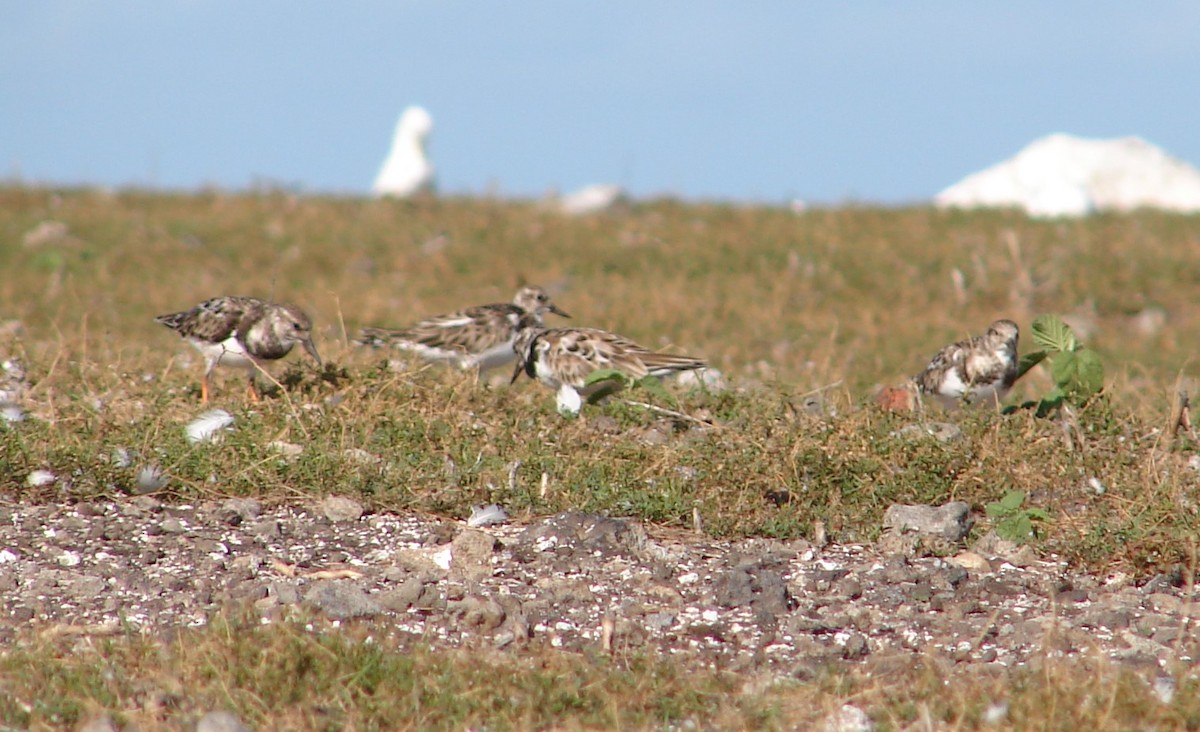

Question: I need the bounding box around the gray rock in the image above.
[68,574,107,599]
[448,595,507,631]
[883,501,972,541]
[320,495,364,523]
[450,529,498,580]
[219,498,263,525]
[159,517,187,534]
[377,576,430,611]
[269,582,300,605]
[196,710,251,732]
[841,632,870,660]
[712,565,794,615]
[513,511,647,562]
[250,518,281,541]
[302,580,381,619]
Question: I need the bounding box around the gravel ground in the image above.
[2,495,1196,687]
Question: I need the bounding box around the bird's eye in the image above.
[293,322,303,330]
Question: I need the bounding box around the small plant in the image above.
[985,490,1050,543]
[583,369,677,407]
[1015,314,1105,417]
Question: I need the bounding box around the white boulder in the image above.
[935,134,1200,218]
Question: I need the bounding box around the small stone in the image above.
[26,469,56,487]
[451,529,499,581]
[948,551,992,573]
[220,498,263,524]
[377,576,429,612]
[883,502,973,541]
[196,710,251,732]
[1147,593,1181,614]
[268,440,304,459]
[77,715,118,732]
[841,632,870,660]
[303,580,382,619]
[837,578,863,600]
[321,495,364,523]
[822,703,875,732]
[447,595,507,631]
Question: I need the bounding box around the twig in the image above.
[796,380,844,400]
[1171,390,1196,442]
[620,399,717,428]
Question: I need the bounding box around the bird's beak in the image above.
[548,304,570,318]
[303,337,323,366]
[510,360,525,385]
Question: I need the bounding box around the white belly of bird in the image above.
[464,340,518,372]
[192,336,256,371]
[931,369,1008,408]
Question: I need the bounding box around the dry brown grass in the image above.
[3,187,1200,728]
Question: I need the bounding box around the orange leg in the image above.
[246,376,261,403]
[200,373,211,405]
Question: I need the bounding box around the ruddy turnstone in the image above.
[356,285,569,372]
[156,296,321,403]
[511,315,706,415]
[915,319,1019,409]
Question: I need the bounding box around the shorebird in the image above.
[156,296,321,403]
[915,319,1019,409]
[510,314,706,415]
[356,285,569,372]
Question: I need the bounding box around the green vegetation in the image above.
[3,187,1200,728]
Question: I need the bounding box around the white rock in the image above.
[26,469,55,487]
[467,504,508,528]
[983,701,1009,724]
[822,703,875,732]
[372,105,435,198]
[0,402,24,424]
[936,134,1200,218]
[674,367,727,391]
[557,183,627,215]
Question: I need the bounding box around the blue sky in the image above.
[4,2,1199,204]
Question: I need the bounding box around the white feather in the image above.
[186,408,235,444]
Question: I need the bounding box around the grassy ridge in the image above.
[3,187,1199,572]
[4,187,1200,729]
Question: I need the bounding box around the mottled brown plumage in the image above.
[511,314,706,414]
[156,296,321,403]
[356,285,568,371]
[915,319,1019,409]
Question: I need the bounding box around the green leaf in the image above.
[1031,314,1078,353]
[1035,397,1064,418]
[1049,351,1079,389]
[584,381,623,405]
[1000,490,1025,512]
[634,375,677,407]
[1025,508,1051,521]
[985,502,1007,518]
[1070,348,1105,397]
[1016,350,1048,380]
[584,368,631,387]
